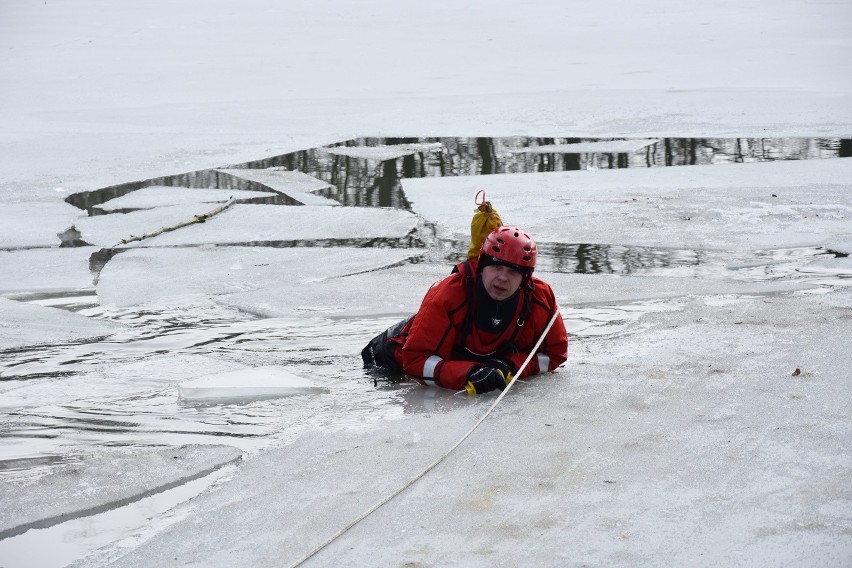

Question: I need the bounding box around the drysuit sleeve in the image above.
[399,276,479,391]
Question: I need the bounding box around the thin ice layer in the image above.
[216,168,338,206]
[0,444,242,540]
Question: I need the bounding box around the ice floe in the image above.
[75,203,235,248]
[125,204,422,247]
[95,186,270,211]
[96,247,425,308]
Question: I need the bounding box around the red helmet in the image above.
[479,226,537,272]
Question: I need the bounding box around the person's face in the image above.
[481,264,523,301]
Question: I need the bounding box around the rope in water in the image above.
[287,308,562,567]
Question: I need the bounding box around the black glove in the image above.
[484,358,514,378]
[467,367,507,394]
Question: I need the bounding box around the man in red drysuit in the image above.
[362,226,568,394]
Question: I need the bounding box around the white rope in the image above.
[288,308,562,567]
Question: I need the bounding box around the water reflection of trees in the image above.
[649,138,845,166]
[67,136,850,213]
[273,137,847,208]
[65,170,295,213]
[544,243,705,274]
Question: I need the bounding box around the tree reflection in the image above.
[545,242,704,274]
[67,137,849,214]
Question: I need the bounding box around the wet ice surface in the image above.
[1,138,852,567]
[0,445,242,539]
[0,297,125,351]
[0,461,237,568]
[0,307,406,443]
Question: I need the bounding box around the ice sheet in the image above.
[402,158,852,249]
[215,168,338,206]
[0,202,85,249]
[219,261,449,318]
[128,204,421,247]
[90,288,852,568]
[95,186,270,211]
[96,247,424,308]
[0,297,124,351]
[0,444,241,539]
[0,247,96,293]
[75,204,233,248]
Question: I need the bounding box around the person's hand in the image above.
[466,367,507,394]
[484,358,514,378]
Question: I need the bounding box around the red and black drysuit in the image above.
[387,259,568,391]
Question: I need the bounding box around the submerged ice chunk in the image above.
[216,168,338,206]
[178,366,329,402]
[508,139,660,154]
[321,142,443,161]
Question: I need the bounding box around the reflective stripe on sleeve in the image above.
[537,352,550,372]
[423,355,442,379]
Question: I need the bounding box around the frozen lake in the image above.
[2,0,851,563]
[2,137,850,480]
[0,138,849,475]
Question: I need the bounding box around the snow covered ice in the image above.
[1,1,852,567]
